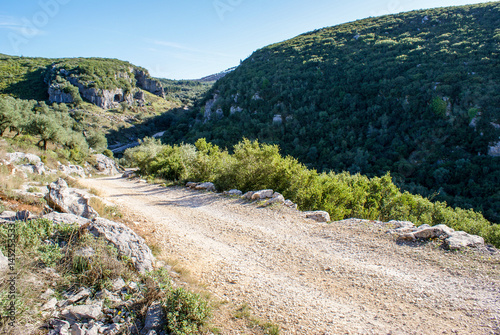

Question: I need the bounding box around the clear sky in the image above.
[0,0,496,79]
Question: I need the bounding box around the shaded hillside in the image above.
[162,2,500,223]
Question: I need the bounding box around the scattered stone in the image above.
[95,289,122,305]
[0,249,8,273]
[186,182,198,189]
[195,182,216,192]
[263,193,286,207]
[141,302,166,335]
[70,323,85,335]
[122,170,136,178]
[127,282,139,292]
[223,189,243,196]
[444,231,485,250]
[41,288,56,300]
[111,278,126,292]
[100,323,120,335]
[62,304,103,321]
[0,211,16,221]
[304,211,331,222]
[251,189,274,200]
[5,152,41,164]
[42,212,91,226]
[242,191,255,200]
[284,200,298,210]
[87,218,155,273]
[45,178,99,219]
[59,165,86,178]
[64,287,92,304]
[49,319,70,335]
[42,297,58,311]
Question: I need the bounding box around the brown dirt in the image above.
[79,176,500,335]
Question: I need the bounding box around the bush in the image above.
[122,138,500,247]
[164,288,211,335]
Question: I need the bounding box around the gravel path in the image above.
[80,176,500,335]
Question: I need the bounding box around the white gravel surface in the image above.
[80,176,500,335]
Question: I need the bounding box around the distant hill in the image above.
[162,2,500,223]
[197,66,238,82]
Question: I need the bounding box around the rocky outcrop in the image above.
[5,152,41,165]
[45,178,98,219]
[87,217,155,273]
[48,65,164,109]
[134,69,165,98]
[93,154,120,176]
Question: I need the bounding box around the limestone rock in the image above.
[263,193,285,207]
[5,152,41,165]
[0,249,9,273]
[284,200,298,210]
[186,182,198,189]
[304,211,331,222]
[88,218,154,273]
[412,224,454,240]
[59,165,86,178]
[251,189,274,200]
[111,278,126,292]
[64,287,92,304]
[45,179,98,219]
[42,212,91,226]
[42,297,58,311]
[195,182,216,192]
[242,191,255,200]
[444,231,485,250]
[93,154,120,176]
[62,304,103,321]
[122,170,137,178]
[223,189,243,196]
[0,211,16,221]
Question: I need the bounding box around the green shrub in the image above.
[164,288,211,335]
[122,138,500,247]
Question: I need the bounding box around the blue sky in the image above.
[0,0,496,79]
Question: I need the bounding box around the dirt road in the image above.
[80,176,500,335]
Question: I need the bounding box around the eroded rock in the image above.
[45,179,98,219]
[304,211,331,222]
[87,218,154,273]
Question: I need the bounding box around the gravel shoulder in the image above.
[80,176,500,335]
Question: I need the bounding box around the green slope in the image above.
[164,2,500,223]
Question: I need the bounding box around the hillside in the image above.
[161,2,500,223]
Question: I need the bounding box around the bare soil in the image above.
[80,176,500,335]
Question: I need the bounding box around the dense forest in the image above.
[159,2,500,223]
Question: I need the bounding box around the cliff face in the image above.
[134,69,165,98]
[47,63,164,109]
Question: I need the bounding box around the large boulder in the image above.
[45,179,98,219]
[87,218,154,273]
[195,182,216,192]
[42,212,91,226]
[58,164,86,178]
[5,152,41,165]
[251,189,274,200]
[444,231,485,250]
[93,154,120,176]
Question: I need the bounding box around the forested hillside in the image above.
[161,2,500,223]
